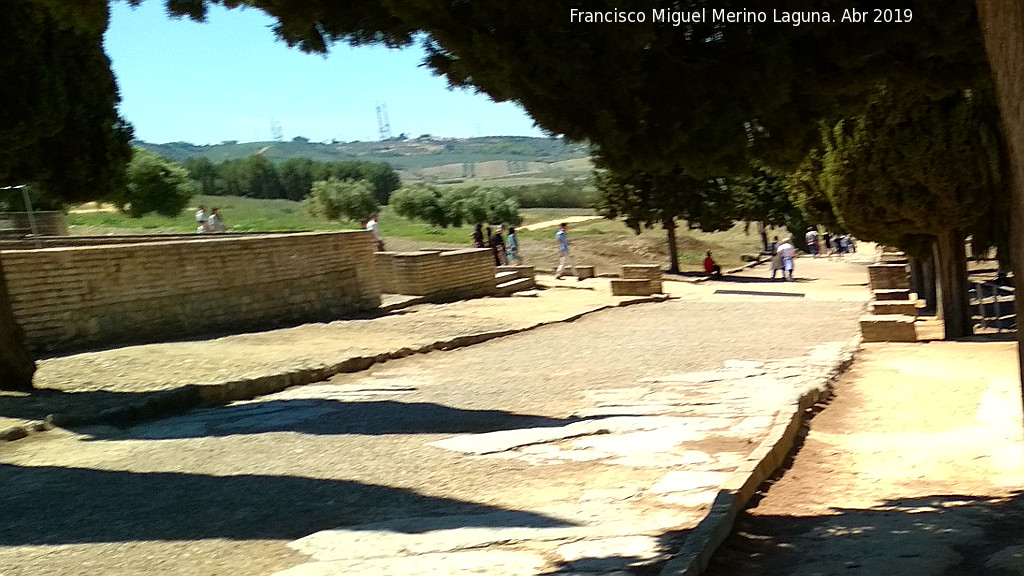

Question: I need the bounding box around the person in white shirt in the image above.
[195,205,208,233]
[366,213,384,251]
[207,207,226,232]
[776,238,797,281]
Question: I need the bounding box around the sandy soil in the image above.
[705,340,1024,576]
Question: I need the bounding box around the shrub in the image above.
[112,148,195,217]
[390,185,522,227]
[304,178,379,222]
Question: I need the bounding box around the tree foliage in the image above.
[819,87,1004,249]
[0,1,132,201]
[181,155,401,203]
[112,148,196,217]
[303,178,379,222]
[389,185,521,228]
[153,0,986,180]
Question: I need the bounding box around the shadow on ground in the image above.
[703,492,1024,576]
[0,464,574,546]
[0,388,150,423]
[82,399,582,440]
[713,275,814,284]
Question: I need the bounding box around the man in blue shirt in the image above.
[555,223,580,280]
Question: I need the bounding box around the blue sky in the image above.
[104,1,545,144]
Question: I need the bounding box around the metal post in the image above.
[977,282,986,331]
[995,284,1003,333]
[19,185,39,237]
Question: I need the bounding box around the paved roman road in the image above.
[0,257,869,576]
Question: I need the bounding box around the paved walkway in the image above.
[0,255,872,576]
[0,284,663,433]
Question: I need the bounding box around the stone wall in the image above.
[1,231,380,353]
[0,212,68,237]
[376,249,496,300]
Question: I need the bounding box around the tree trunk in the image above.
[933,229,971,339]
[908,251,938,313]
[758,221,768,252]
[0,257,35,390]
[976,0,1024,420]
[664,217,680,274]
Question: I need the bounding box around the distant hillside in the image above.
[137,136,593,184]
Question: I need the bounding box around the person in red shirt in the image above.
[703,250,722,279]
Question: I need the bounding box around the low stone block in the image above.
[576,265,596,279]
[860,315,917,342]
[878,252,909,264]
[868,264,909,290]
[873,288,911,301]
[611,278,660,296]
[871,300,918,316]
[621,264,661,280]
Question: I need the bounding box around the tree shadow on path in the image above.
[703,492,1024,576]
[83,399,582,440]
[0,463,574,546]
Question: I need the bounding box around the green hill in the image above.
[137,136,592,184]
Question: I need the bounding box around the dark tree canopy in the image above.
[819,87,1004,248]
[152,0,988,179]
[0,0,132,200]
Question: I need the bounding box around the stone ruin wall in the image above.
[375,249,497,300]
[0,231,381,354]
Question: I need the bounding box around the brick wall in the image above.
[1,231,380,353]
[375,249,496,300]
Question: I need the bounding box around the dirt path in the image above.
[704,341,1024,576]
[519,216,602,231]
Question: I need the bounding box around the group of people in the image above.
[472,223,523,266]
[768,236,797,281]
[194,205,226,233]
[804,229,856,258]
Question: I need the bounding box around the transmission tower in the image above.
[270,119,284,141]
[376,102,393,140]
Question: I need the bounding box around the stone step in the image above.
[870,300,919,317]
[576,265,596,280]
[621,264,662,280]
[873,288,911,301]
[611,278,661,296]
[495,270,518,283]
[860,315,917,342]
[496,277,534,296]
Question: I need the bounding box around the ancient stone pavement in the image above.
[0,256,871,576]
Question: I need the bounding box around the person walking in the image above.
[195,205,208,233]
[491,225,508,265]
[207,207,226,233]
[472,223,485,248]
[365,212,384,251]
[554,222,580,280]
[506,226,523,264]
[777,237,797,280]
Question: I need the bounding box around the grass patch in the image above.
[65,196,773,274]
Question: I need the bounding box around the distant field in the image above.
[66,197,771,274]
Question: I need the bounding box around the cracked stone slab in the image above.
[556,536,663,571]
[288,513,585,562]
[431,416,703,455]
[275,550,548,576]
[650,471,732,494]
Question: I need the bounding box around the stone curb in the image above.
[16,294,668,436]
[657,336,860,576]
